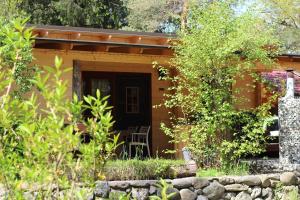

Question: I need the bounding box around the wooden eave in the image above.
[277,54,300,62]
[31,25,175,56]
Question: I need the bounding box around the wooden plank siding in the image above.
[30,25,300,158]
[32,48,174,157]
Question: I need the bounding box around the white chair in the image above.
[127,126,139,133]
[129,126,151,158]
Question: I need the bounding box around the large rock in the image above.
[132,188,149,200]
[180,189,197,200]
[224,184,248,192]
[261,187,273,199]
[172,177,196,189]
[149,185,157,195]
[259,175,271,187]
[235,175,261,186]
[234,191,251,200]
[223,192,236,200]
[270,179,280,188]
[251,187,262,199]
[218,177,235,185]
[202,181,225,200]
[280,172,297,186]
[267,173,280,181]
[129,180,155,187]
[197,195,208,200]
[94,181,110,198]
[193,178,210,189]
[195,189,203,195]
[109,181,130,190]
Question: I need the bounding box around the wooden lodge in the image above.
[31,25,300,157]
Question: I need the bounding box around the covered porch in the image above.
[31,25,176,157]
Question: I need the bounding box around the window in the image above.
[126,87,139,113]
[91,79,111,97]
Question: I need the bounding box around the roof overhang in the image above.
[30,25,300,60]
[30,25,175,56]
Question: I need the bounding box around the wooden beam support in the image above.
[108,46,129,53]
[95,45,110,52]
[72,60,82,100]
[99,34,112,41]
[129,36,142,43]
[33,48,172,65]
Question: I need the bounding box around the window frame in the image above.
[125,86,140,114]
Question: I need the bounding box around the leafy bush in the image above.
[0,19,118,198]
[0,18,36,98]
[103,159,185,180]
[158,1,280,167]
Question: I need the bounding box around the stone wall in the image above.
[93,172,300,200]
[2,172,299,199]
[279,96,300,170]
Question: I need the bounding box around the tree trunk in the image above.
[181,0,189,31]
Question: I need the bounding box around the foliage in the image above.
[0,0,22,20]
[0,20,118,198]
[118,193,133,200]
[149,179,176,200]
[159,0,280,167]
[103,159,185,180]
[197,162,249,177]
[274,182,299,200]
[259,0,300,53]
[123,0,181,33]
[124,0,207,33]
[0,18,36,98]
[288,188,299,200]
[220,99,278,163]
[18,0,128,29]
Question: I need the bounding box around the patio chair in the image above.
[128,126,151,158]
[119,126,139,158]
[127,126,139,133]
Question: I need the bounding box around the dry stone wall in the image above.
[93,172,300,200]
[1,172,299,199]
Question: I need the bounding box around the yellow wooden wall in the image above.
[234,59,300,109]
[32,48,300,157]
[32,48,174,156]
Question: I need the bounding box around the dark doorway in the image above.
[82,71,152,131]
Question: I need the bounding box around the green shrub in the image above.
[0,19,118,198]
[158,0,280,167]
[104,159,185,180]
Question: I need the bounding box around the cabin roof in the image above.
[30,25,300,59]
[30,24,176,38]
[31,25,175,56]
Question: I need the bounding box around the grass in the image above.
[197,162,249,177]
[103,158,185,181]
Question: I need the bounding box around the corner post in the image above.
[73,60,82,100]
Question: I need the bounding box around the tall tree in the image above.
[159,0,280,166]
[19,0,128,29]
[0,0,24,20]
[123,0,235,33]
[260,0,300,53]
[123,0,189,33]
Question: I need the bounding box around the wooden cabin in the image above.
[31,25,300,157]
